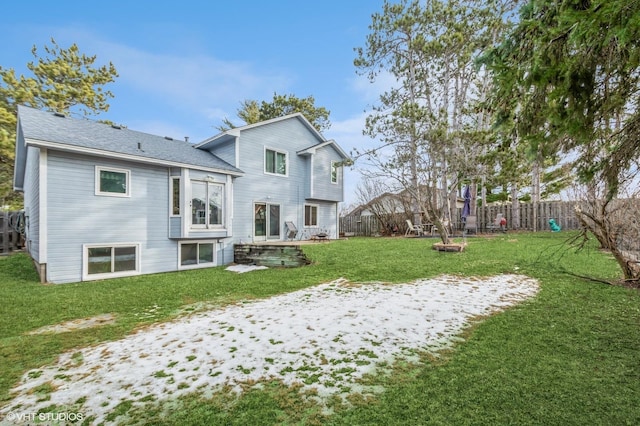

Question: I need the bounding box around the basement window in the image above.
[180,241,216,269]
[83,243,140,280]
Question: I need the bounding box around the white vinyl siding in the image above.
[308,146,344,201]
[220,117,342,258]
[46,151,177,283]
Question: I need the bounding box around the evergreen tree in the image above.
[0,38,118,207]
[484,0,640,280]
[217,93,330,133]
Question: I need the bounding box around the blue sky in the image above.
[3,0,391,207]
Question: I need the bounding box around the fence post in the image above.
[1,211,8,254]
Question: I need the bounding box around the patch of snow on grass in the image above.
[1,274,538,424]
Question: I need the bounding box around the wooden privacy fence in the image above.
[456,201,583,233]
[0,210,25,254]
[341,201,583,237]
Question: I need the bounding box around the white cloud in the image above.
[41,27,293,126]
[350,69,397,105]
[90,40,292,120]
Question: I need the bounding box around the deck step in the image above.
[234,244,311,268]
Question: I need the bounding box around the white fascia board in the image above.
[198,114,324,148]
[39,148,48,265]
[195,129,240,149]
[296,139,350,160]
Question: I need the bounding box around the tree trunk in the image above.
[575,204,640,281]
[511,184,520,229]
[531,159,540,232]
[432,216,451,245]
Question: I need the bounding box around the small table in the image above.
[312,233,328,242]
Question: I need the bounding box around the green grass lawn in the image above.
[1,232,639,425]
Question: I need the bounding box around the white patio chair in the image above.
[405,219,424,237]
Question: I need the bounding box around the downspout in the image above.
[298,184,302,238]
[336,163,344,239]
[309,153,314,199]
[167,169,171,239]
[336,202,339,239]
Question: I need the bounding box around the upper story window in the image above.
[265,148,287,176]
[191,180,224,228]
[96,166,130,197]
[331,161,339,184]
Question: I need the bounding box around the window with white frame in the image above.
[83,243,140,280]
[265,148,287,176]
[170,177,181,216]
[191,180,224,228]
[304,204,318,227]
[331,161,339,184]
[180,241,215,268]
[96,166,130,196]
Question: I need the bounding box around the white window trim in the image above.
[170,176,181,217]
[190,180,225,229]
[304,203,319,227]
[82,243,141,281]
[264,146,288,177]
[178,240,218,270]
[331,161,340,184]
[95,166,131,197]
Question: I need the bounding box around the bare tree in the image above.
[573,181,640,283]
[355,0,520,244]
[354,178,406,236]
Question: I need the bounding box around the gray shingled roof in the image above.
[17,105,243,175]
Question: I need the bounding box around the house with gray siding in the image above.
[13,106,349,283]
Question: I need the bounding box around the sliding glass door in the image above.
[254,203,280,241]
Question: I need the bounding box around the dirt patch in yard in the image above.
[26,314,116,335]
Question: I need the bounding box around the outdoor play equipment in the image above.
[549,218,561,232]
